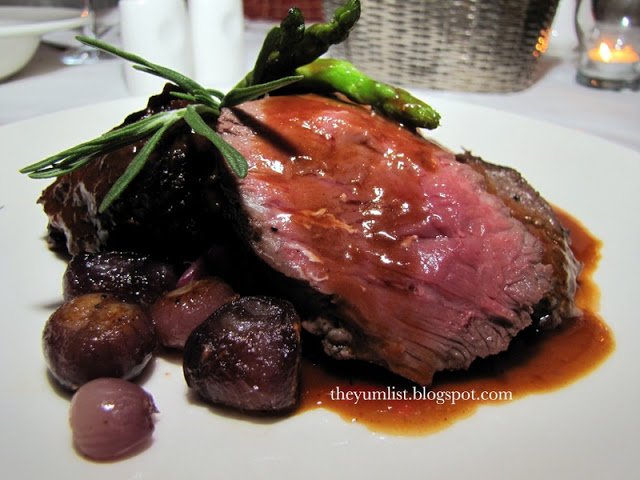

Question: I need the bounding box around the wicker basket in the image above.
[323,0,560,92]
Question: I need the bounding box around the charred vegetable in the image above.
[183,296,301,413]
[43,293,156,390]
[63,251,176,305]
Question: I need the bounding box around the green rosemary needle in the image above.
[78,36,217,110]
[20,109,182,179]
[21,1,429,217]
[99,117,178,213]
[221,75,304,108]
[184,105,248,178]
[18,35,311,210]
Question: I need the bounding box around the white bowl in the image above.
[0,7,89,81]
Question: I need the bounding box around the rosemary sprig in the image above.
[100,116,178,212]
[18,38,305,212]
[19,1,369,214]
[78,37,217,109]
[20,109,182,179]
[184,106,248,178]
[221,75,303,107]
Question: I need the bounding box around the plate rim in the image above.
[0,6,89,38]
[1,94,639,479]
[2,94,639,158]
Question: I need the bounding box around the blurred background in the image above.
[0,0,116,6]
[0,0,322,17]
[0,0,118,8]
[1,0,637,148]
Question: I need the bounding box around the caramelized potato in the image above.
[183,296,301,413]
[43,293,156,390]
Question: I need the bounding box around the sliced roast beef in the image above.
[38,92,580,386]
[216,94,579,385]
[455,151,580,328]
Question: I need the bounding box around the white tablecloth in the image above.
[1,21,638,153]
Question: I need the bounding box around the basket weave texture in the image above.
[324,0,559,92]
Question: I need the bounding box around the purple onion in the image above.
[69,378,158,461]
[176,256,208,288]
[150,278,237,349]
[177,244,239,289]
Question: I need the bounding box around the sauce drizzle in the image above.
[298,209,614,435]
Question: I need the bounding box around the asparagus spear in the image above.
[238,0,361,87]
[296,58,441,130]
[237,0,439,130]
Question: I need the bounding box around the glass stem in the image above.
[61,1,99,66]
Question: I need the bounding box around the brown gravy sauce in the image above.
[297,209,614,435]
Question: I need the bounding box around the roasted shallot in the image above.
[150,277,238,349]
[63,251,176,305]
[43,293,156,390]
[184,296,301,412]
[70,378,157,461]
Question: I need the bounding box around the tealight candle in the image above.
[575,0,640,90]
[588,41,640,64]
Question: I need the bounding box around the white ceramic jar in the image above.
[189,0,244,89]
[119,0,193,95]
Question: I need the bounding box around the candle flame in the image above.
[599,42,613,62]
[589,40,640,64]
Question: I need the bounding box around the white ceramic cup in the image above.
[119,0,193,96]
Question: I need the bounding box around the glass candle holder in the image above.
[576,0,640,90]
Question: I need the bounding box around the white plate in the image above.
[0,98,638,479]
[0,6,87,37]
[0,7,88,80]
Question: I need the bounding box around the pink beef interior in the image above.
[218,94,553,384]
